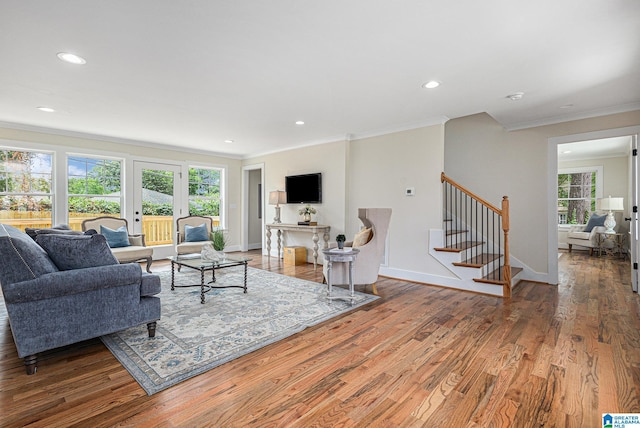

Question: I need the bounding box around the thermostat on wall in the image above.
[405,187,415,196]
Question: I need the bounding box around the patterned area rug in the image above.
[101,266,379,395]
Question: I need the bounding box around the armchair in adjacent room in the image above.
[566,212,622,255]
[82,216,153,272]
[322,208,392,295]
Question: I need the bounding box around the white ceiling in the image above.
[558,136,632,161]
[1,1,639,158]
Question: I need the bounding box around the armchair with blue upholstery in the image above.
[0,223,161,374]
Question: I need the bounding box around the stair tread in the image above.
[473,266,523,284]
[453,253,502,268]
[434,241,483,253]
[445,229,468,236]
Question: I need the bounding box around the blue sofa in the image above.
[0,223,161,374]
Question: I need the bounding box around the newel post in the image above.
[502,196,511,298]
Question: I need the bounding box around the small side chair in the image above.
[82,216,153,273]
[176,215,214,258]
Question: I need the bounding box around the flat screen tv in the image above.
[285,173,322,204]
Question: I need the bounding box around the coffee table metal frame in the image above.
[170,255,251,304]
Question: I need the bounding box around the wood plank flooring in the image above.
[1,250,639,427]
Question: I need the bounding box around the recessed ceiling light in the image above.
[422,81,440,89]
[295,121,305,125]
[36,106,55,112]
[57,52,86,65]
[560,104,574,109]
[506,92,524,101]
[224,140,234,144]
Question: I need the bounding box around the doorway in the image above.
[549,126,640,291]
[133,161,181,259]
[242,163,265,251]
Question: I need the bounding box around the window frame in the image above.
[187,165,224,227]
[0,146,55,230]
[66,154,125,221]
[557,165,603,226]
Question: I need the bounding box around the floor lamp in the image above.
[597,196,624,234]
[269,190,287,223]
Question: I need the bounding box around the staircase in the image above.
[431,173,522,297]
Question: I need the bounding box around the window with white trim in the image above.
[0,148,54,231]
[558,166,602,225]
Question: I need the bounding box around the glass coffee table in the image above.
[169,255,252,304]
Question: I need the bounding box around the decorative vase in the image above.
[337,241,344,249]
[304,213,311,222]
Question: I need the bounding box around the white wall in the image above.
[348,125,453,278]
[444,110,640,280]
[243,140,348,260]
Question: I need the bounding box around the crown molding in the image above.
[502,103,640,131]
[0,121,244,160]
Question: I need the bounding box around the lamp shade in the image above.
[597,196,624,211]
[269,190,287,206]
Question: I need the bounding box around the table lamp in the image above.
[269,190,287,223]
[597,195,624,234]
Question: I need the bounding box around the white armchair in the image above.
[322,208,392,295]
[566,225,606,255]
[566,212,621,255]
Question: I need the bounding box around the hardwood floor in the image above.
[1,250,639,427]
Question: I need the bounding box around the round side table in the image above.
[322,247,360,304]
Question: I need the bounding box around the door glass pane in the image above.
[141,168,174,246]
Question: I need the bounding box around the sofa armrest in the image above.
[2,263,142,304]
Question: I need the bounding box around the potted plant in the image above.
[298,204,317,222]
[336,234,346,249]
[211,228,227,252]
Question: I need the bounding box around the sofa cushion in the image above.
[583,214,606,232]
[36,233,119,270]
[100,225,131,248]
[185,223,209,242]
[0,223,59,285]
[567,231,591,240]
[25,224,81,240]
[110,245,153,261]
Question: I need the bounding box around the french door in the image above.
[133,161,182,259]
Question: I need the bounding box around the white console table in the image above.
[265,223,331,269]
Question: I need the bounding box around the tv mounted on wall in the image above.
[285,173,322,204]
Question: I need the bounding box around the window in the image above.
[0,148,54,231]
[188,167,222,227]
[67,156,123,229]
[558,167,602,225]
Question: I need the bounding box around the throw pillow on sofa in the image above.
[185,223,209,242]
[36,233,119,270]
[100,225,131,248]
[24,224,83,241]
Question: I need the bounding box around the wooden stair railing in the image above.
[440,172,512,297]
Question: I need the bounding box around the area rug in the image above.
[101,266,379,395]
